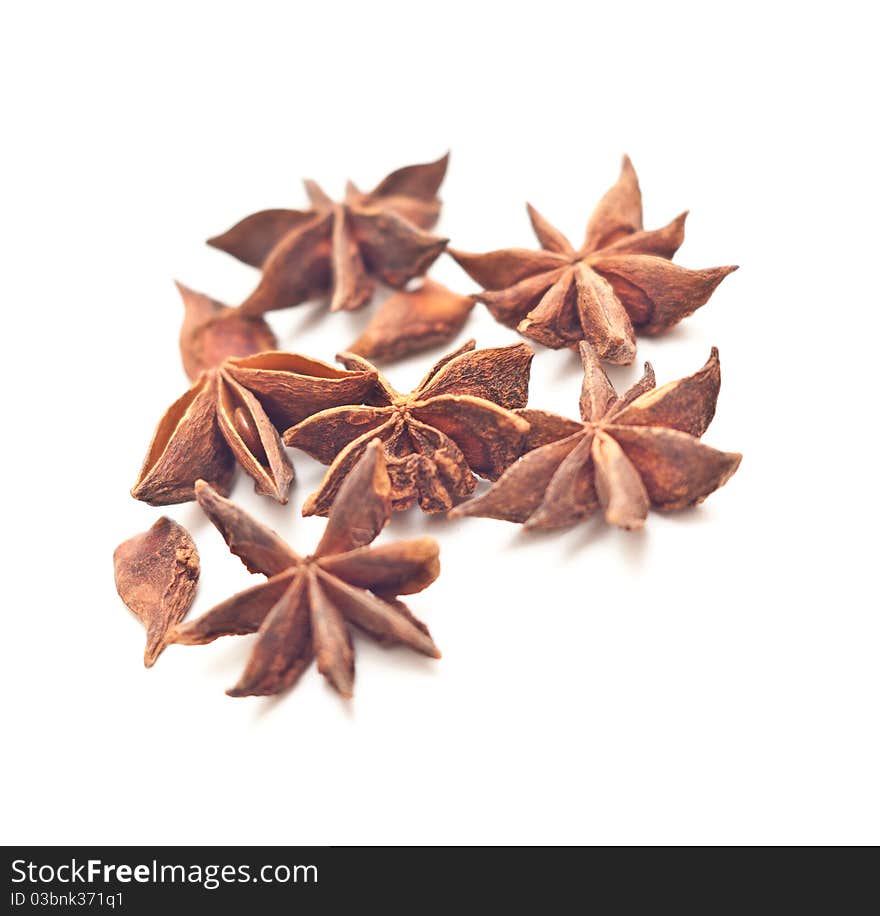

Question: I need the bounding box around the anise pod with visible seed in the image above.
[451,343,741,531]
[347,279,475,363]
[283,340,533,515]
[170,441,440,699]
[208,155,449,316]
[113,517,199,666]
[450,156,737,362]
[131,284,376,506]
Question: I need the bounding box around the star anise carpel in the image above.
[113,517,200,668]
[451,342,741,531]
[208,154,450,316]
[347,278,475,363]
[176,281,278,381]
[450,156,737,362]
[170,441,441,699]
[131,284,377,506]
[283,340,534,516]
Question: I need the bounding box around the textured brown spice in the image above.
[177,282,277,381]
[208,155,449,316]
[170,441,441,699]
[283,340,534,516]
[113,517,200,667]
[347,279,475,363]
[451,342,741,530]
[450,156,737,362]
[131,284,377,506]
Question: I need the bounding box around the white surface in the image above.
[2,1,877,846]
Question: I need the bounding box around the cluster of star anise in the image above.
[114,154,742,702]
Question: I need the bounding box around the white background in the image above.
[2,1,877,846]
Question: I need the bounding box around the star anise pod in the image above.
[113,517,200,667]
[347,278,475,363]
[207,155,450,316]
[451,342,741,531]
[170,441,441,698]
[450,156,737,362]
[283,340,534,516]
[131,284,376,506]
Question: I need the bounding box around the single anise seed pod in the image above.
[347,279,475,363]
[177,281,277,381]
[113,517,200,667]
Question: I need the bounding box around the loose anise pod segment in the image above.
[177,282,277,382]
[113,517,200,667]
[347,279,475,363]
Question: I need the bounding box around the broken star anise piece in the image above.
[113,517,200,667]
[450,156,737,362]
[208,154,450,315]
[131,285,377,506]
[347,278,475,363]
[283,340,534,516]
[451,342,741,531]
[170,441,441,699]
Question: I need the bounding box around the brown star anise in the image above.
[207,155,450,315]
[451,342,741,530]
[283,340,534,516]
[450,156,737,362]
[170,441,441,698]
[131,284,376,506]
